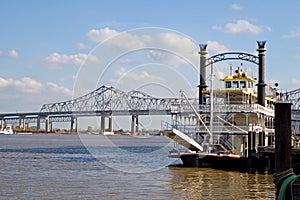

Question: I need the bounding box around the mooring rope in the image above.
[273,168,297,200]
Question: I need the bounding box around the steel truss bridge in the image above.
[0,85,199,133]
[40,85,187,115]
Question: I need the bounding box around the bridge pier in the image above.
[37,116,41,131]
[100,114,114,135]
[45,116,51,132]
[19,116,26,131]
[36,115,51,132]
[131,115,139,135]
[109,115,113,132]
[1,118,5,130]
[70,116,78,133]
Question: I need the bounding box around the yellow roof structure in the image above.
[222,70,257,82]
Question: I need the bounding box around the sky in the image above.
[1,0,300,129]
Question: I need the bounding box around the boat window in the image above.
[225,81,231,88]
[233,81,239,88]
[240,81,246,88]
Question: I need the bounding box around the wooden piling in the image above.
[275,103,292,173]
[274,103,293,199]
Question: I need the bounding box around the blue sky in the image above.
[1,1,300,129]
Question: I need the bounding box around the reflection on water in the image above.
[0,134,275,199]
[169,167,275,200]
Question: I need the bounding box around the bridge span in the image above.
[0,85,197,134]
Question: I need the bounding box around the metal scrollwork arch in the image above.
[206,52,259,67]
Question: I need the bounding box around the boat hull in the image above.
[175,153,248,171]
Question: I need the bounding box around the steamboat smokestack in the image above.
[257,41,267,106]
[198,44,208,104]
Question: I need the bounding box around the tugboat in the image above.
[163,65,281,171]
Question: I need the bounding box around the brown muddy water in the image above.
[0,134,275,199]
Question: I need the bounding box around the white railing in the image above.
[172,103,274,117]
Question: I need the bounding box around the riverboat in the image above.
[163,65,300,172]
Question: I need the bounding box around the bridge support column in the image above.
[1,118,5,130]
[19,116,26,131]
[45,116,50,132]
[23,117,26,131]
[100,115,105,134]
[70,116,78,133]
[108,114,113,133]
[75,118,78,133]
[37,116,41,131]
[131,115,139,135]
[100,114,114,135]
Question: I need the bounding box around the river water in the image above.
[0,134,275,199]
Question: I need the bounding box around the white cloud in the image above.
[0,77,75,112]
[0,77,72,96]
[76,42,91,50]
[16,77,43,93]
[146,50,179,66]
[86,27,120,43]
[0,77,9,87]
[115,67,165,82]
[147,50,165,61]
[282,26,300,38]
[86,27,200,66]
[86,27,151,50]
[146,32,198,66]
[8,49,18,57]
[0,49,19,57]
[46,82,73,96]
[230,4,242,11]
[44,52,99,66]
[0,77,43,93]
[207,41,229,54]
[212,20,271,35]
[157,32,196,53]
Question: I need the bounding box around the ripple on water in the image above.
[0,134,275,199]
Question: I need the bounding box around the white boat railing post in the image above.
[209,63,214,151]
[179,90,212,152]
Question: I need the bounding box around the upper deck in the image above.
[171,103,275,117]
[202,66,280,108]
